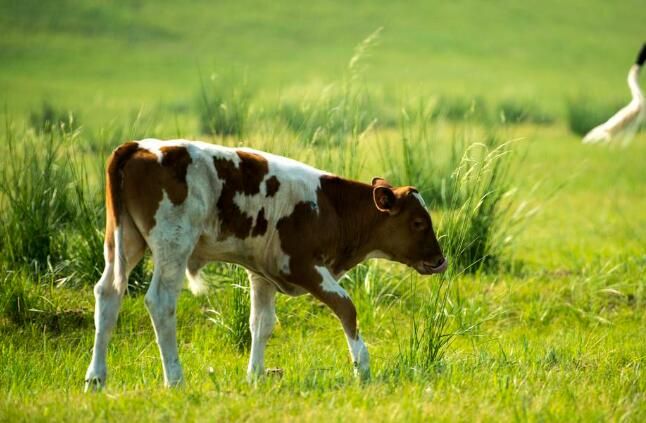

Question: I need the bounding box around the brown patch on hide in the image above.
[275,174,447,337]
[121,145,193,235]
[265,176,280,197]
[212,151,269,240]
[252,208,268,237]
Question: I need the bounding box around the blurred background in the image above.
[2,0,644,127]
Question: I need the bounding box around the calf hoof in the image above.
[84,376,104,393]
[163,361,184,388]
[164,377,184,388]
[354,364,371,383]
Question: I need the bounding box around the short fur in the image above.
[85,139,446,390]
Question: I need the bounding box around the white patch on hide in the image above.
[316,266,349,298]
[278,255,290,274]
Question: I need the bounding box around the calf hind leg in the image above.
[145,251,193,387]
[85,262,117,392]
[85,217,145,392]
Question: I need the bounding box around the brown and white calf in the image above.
[85,139,447,390]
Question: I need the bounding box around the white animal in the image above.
[583,43,646,144]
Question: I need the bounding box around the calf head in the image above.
[371,177,447,274]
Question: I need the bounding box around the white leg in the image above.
[311,267,371,381]
[347,334,370,380]
[246,271,276,382]
[85,262,120,391]
[85,215,145,392]
[145,260,187,387]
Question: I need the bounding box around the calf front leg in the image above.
[308,266,370,381]
[246,271,277,382]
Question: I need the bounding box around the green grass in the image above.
[1,1,646,421]
[198,71,252,137]
[1,0,645,123]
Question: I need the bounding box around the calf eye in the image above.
[412,218,428,231]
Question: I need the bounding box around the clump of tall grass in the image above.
[566,97,624,136]
[431,95,489,122]
[380,102,466,209]
[438,139,534,275]
[276,89,379,147]
[58,155,106,286]
[28,101,80,134]
[381,107,533,274]
[274,28,384,152]
[429,96,554,126]
[496,99,554,125]
[205,265,251,352]
[285,28,386,181]
[198,72,252,137]
[342,262,404,327]
[80,106,184,156]
[0,128,76,269]
[343,263,402,305]
[0,123,147,288]
[386,274,454,379]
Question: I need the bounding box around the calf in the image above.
[84,139,447,390]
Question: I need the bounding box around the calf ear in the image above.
[373,186,398,214]
[372,177,392,187]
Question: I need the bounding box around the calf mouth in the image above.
[416,258,448,274]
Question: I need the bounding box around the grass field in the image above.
[1,1,645,421]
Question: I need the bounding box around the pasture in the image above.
[0,0,644,421]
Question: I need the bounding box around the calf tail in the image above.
[628,43,646,99]
[186,270,209,296]
[105,142,140,291]
[636,43,646,67]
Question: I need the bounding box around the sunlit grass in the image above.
[1,96,644,421]
[1,2,645,420]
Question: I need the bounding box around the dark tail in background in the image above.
[636,43,646,67]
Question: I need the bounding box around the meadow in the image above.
[0,0,645,421]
